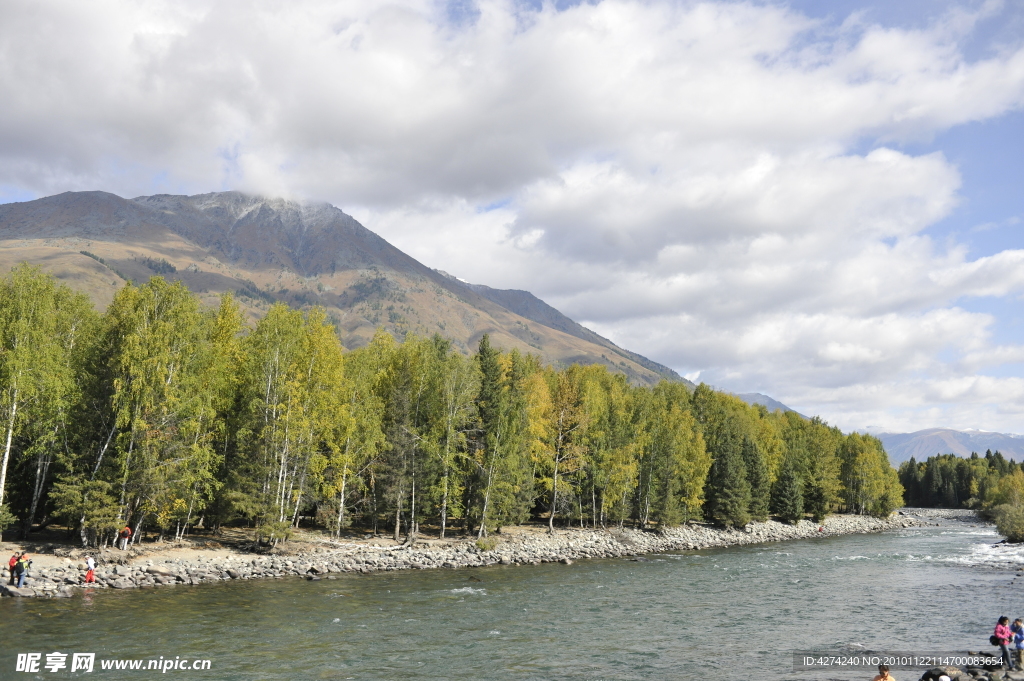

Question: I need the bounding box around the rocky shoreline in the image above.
[916,660,1024,681]
[0,512,929,599]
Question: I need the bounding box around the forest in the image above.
[899,451,1024,540]
[898,451,1024,509]
[0,265,904,548]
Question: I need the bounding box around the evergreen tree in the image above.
[472,334,502,536]
[804,482,829,523]
[771,461,804,524]
[706,430,751,528]
[472,340,542,536]
[742,437,770,522]
[374,334,434,542]
[488,350,537,531]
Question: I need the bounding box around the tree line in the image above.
[898,451,1023,509]
[898,451,1024,541]
[0,265,904,547]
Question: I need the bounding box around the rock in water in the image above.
[0,585,36,597]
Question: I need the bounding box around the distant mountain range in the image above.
[735,393,805,417]
[877,429,1024,465]
[731,395,1024,467]
[0,190,684,385]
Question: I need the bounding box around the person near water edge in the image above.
[85,555,96,584]
[1011,618,1024,670]
[14,552,30,588]
[871,663,896,681]
[7,551,17,585]
[995,616,1014,670]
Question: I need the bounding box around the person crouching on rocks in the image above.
[871,663,895,681]
[995,616,1014,670]
[84,555,96,584]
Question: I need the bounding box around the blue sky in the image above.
[2,0,1024,433]
[924,110,1024,357]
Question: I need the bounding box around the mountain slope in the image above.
[455,277,689,385]
[736,393,805,417]
[0,190,678,386]
[878,428,1024,465]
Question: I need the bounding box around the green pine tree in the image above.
[742,437,770,522]
[805,482,829,523]
[771,461,804,524]
[707,430,751,528]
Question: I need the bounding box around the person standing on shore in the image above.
[995,616,1014,670]
[7,551,17,585]
[84,555,96,584]
[1011,618,1024,670]
[119,525,132,550]
[871,663,895,681]
[14,553,30,588]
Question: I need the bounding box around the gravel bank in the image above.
[902,508,982,521]
[0,513,924,599]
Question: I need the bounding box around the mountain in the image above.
[736,393,805,417]
[0,190,678,386]
[877,428,1024,465]
[454,277,689,385]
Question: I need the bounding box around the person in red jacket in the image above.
[14,553,30,588]
[7,552,18,585]
[995,616,1015,670]
[119,525,132,550]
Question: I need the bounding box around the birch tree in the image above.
[580,367,639,528]
[423,338,477,538]
[646,385,710,526]
[540,366,588,533]
[0,265,96,538]
[102,278,223,543]
[235,304,348,541]
[317,342,385,537]
[18,285,97,537]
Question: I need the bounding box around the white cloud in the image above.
[3,0,1024,432]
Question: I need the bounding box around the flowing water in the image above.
[6,516,1024,680]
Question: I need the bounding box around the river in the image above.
[6,514,1023,680]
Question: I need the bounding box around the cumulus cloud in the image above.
[3,0,1024,432]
